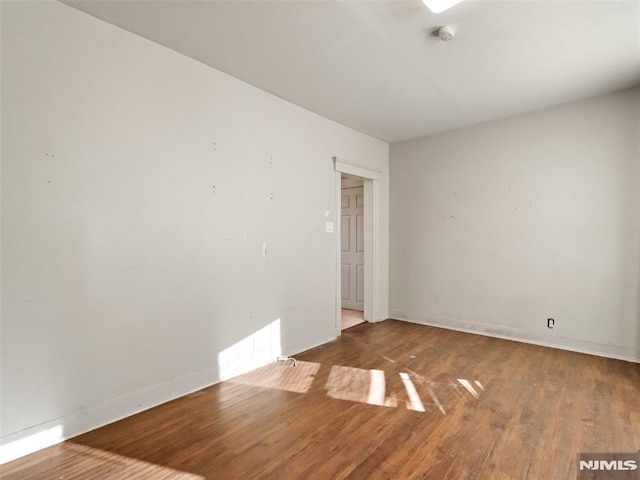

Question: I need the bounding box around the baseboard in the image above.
[0,335,338,465]
[288,336,337,357]
[0,366,221,465]
[389,310,640,364]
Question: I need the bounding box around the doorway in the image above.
[340,175,365,330]
[333,156,382,335]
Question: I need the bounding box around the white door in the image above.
[341,186,364,311]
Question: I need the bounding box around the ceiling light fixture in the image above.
[437,25,456,41]
[422,0,465,14]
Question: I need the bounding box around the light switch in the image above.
[325,221,334,233]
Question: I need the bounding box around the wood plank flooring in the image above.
[2,320,639,479]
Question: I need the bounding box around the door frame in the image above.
[333,157,381,334]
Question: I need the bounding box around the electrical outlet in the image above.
[547,318,555,329]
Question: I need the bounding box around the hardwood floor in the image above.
[2,320,639,479]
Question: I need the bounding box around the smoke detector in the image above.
[437,25,455,41]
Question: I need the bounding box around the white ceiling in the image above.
[64,0,640,143]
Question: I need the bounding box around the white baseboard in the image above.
[0,366,220,465]
[0,335,338,465]
[288,336,337,357]
[389,310,640,364]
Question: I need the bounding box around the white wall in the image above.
[0,0,388,460]
[390,88,640,361]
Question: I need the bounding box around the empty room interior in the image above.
[1,0,640,478]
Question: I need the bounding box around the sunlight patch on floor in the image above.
[399,372,426,412]
[221,352,484,415]
[457,378,480,398]
[229,360,320,394]
[0,443,203,479]
[367,369,388,406]
[326,366,398,408]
